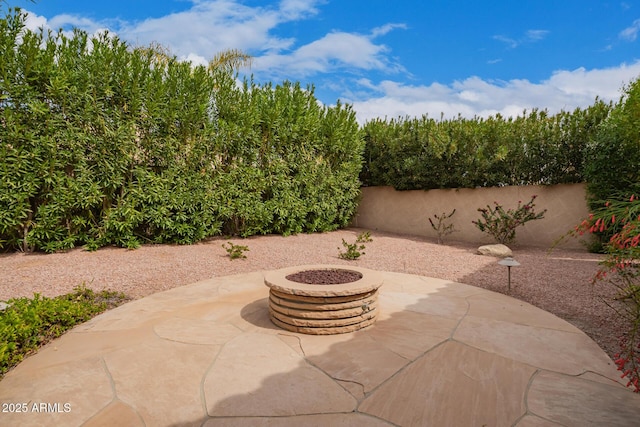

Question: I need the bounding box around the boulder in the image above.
[477,244,513,258]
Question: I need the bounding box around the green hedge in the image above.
[581,76,640,250]
[361,103,612,190]
[584,77,640,207]
[0,9,364,252]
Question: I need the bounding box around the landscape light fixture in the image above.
[498,257,520,292]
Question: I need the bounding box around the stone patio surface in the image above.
[1,267,639,426]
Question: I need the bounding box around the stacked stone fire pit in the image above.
[264,265,384,335]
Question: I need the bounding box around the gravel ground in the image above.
[0,227,627,360]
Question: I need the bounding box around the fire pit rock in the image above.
[264,265,384,335]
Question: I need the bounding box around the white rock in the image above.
[477,244,513,258]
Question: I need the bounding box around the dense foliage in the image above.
[584,78,640,209]
[0,9,364,252]
[574,77,640,391]
[0,287,129,378]
[361,103,612,190]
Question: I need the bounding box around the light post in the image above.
[498,257,520,292]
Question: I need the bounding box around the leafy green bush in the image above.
[583,77,640,250]
[579,78,640,252]
[0,287,129,378]
[472,196,547,244]
[338,231,373,260]
[0,9,364,252]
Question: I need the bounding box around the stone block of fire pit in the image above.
[264,265,384,335]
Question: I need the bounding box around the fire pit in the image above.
[264,265,383,335]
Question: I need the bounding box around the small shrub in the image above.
[338,231,372,260]
[222,242,249,259]
[428,209,457,244]
[0,286,129,378]
[472,196,547,244]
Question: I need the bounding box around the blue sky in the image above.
[10,0,640,122]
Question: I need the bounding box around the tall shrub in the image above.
[0,10,220,251]
[212,75,363,236]
[582,77,640,250]
[584,77,640,207]
[0,9,364,252]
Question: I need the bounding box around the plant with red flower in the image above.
[570,194,640,392]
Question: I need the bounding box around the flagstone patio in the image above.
[1,267,639,426]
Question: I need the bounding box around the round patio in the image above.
[1,267,639,426]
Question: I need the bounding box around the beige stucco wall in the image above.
[352,183,591,249]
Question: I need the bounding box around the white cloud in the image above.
[278,0,322,19]
[493,35,518,48]
[24,10,118,40]
[23,10,115,45]
[620,18,640,41]
[348,61,640,123]
[370,23,407,38]
[253,30,404,78]
[494,29,549,48]
[23,1,322,60]
[23,0,398,78]
[525,29,549,41]
[47,14,108,34]
[296,32,387,69]
[23,11,48,31]
[183,52,209,67]
[118,1,286,57]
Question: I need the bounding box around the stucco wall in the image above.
[352,183,591,249]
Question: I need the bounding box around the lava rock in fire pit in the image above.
[285,268,363,285]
